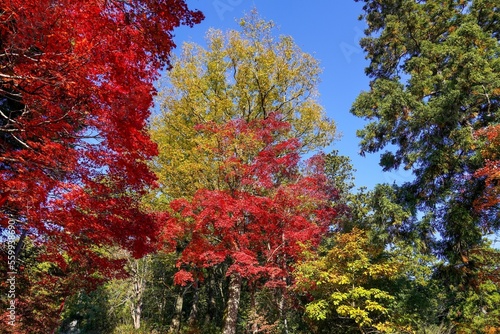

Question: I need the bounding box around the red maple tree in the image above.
[164,114,338,334]
[0,1,203,332]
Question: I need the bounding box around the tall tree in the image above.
[0,0,203,331]
[163,115,337,334]
[148,13,337,332]
[352,0,499,289]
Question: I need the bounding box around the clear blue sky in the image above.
[166,0,412,190]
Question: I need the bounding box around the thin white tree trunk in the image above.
[129,258,148,330]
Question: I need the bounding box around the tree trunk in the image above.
[278,288,289,334]
[131,300,142,329]
[187,283,200,327]
[169,288,185,333]
[222,272,242,334]
[14,228,27,264]
[278,231,289,334]
[129,258,148,330]
[204,272,218,326]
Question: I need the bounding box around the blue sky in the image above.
[167,0,412,189]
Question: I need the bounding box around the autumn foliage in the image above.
[166,115,337,278]
[475,124,500,214]
[0,0,202,332]
[161,114,338,331]
[2,1,498,332]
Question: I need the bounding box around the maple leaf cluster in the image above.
[0,0,202,331]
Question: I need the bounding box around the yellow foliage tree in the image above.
[295,228,401,333]
[149,11,336,203]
